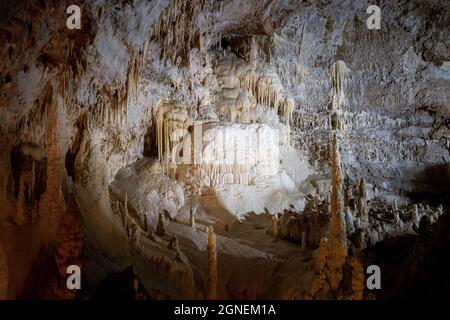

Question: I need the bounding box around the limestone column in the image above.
[329,133,347,292]
[357,177,368,223]
[123,192,129,228]
[156,212,166,237]
[206,225,217,300]
[190,207,196,229]
[301,231,307,252]
[349,251,365,300]
[272,213,279,240]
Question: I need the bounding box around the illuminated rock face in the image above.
[0,0,449,300]
[203,123,280,185]
[176,122,281,187]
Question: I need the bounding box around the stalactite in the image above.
[329,60,350,110]
[152,0,212,63]
[236,61,293,125]
[154,103,190,162]
[281,97,294,125]
[206,225,217,300]
[250,36,259,68]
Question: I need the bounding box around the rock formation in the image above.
[328,133,348,292]
[0,0,448,301]
[272,213,280,240]
[156,213,166,237]
[206,225,217,300]
[357,177,368,224]
[190,207,196,229]
[54,194,84,280]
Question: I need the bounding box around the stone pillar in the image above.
[327,199,331,214]
[190,207,196,229]
[301,231,307,252]
[123,192,129,228]
[345,186,353,209]
[206,225,217,300]
[357,177,368,223]
[394,209,403,229]
[349,251,365,300]
[272,213,279,240]
[329,133,347,292]
[156,212,166,237]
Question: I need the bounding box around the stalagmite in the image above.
[250,36,259,68]
[124,192,129,228]
[54,194,84,281]
[413,205,421,227]
[345,206,355,234]
[301,231,307,252]
[326,192,331,213]
[310,237,330,298]
[349,251,365,300]
[357,177,368,222]
[329,133,347,292]
[345,186,353,208]
[190,207,196,229]
[156,212,166,237]
[394,209,403,228]
[282,97,294,125]
[206,225,217,300]
[272,213,279,240]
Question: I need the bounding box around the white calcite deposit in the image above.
[0,0,449,300]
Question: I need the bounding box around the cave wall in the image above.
[0,0,448,298]
[272,0,450,198]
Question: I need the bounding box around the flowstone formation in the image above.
[0,0,449,300]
